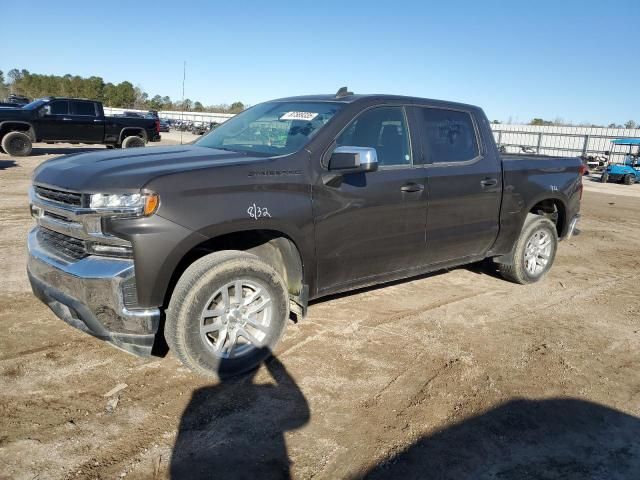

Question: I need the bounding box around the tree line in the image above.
[0,68,246,114]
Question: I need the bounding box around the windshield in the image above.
[195,101,344,155]
[22,99,47,110]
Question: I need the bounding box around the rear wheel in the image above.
[165,251,289,378]
[498,214,558,285]
[121,136,145,148]
[624,174,635,185]
[1,131,32,157]
[600,172,609,183]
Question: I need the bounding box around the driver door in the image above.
[38,100,70,141]
[313,105,428,294]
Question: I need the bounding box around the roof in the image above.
[611,138,640,146]
[269,93,479,110]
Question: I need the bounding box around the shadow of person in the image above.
[170,349,310,480]
[357,398,640,480]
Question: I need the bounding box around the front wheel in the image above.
[165,251,290,378]
[1,131,32,157]
[498,214,558,285]
[624,174,635,185]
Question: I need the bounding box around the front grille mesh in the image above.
[34,186,82,207]
[38,228,87,260]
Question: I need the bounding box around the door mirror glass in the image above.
[329,146,378,173]
[40,105,51,116]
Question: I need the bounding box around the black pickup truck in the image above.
[0,97,160,156]
[26,90,582,378]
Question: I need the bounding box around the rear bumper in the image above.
[149,133,161,142]
[27,228,160,356]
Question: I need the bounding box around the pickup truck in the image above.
[0,97,160,156]
[26,90,582,378]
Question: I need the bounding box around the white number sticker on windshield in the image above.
[280,111,318,121]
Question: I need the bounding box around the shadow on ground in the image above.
[29,146,105,156]
[170,351,309,479]
[355,398,640,480]
[0,160,17,170]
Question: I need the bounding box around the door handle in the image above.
[480,178,498,187]
[62,117,72,121]
[400,183,424,193]
[93,119,103,123]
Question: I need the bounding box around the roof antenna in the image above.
[335,86,353,98]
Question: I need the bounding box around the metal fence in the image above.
[103,106,234,124]
[490,124,640,163]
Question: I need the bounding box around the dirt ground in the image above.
[1,138,639,479]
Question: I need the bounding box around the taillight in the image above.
[579,164,589,176]
[155,119,160,133]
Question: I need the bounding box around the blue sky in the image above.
[2,0,639,124]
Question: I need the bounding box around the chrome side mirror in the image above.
[328,146,378,173]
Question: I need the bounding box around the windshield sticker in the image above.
[280,111,318,122]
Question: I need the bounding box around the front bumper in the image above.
[27,228,160,356]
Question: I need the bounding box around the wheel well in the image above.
[119,128,146,142]
[163,230,304,308]
[530,199,566,237]
[0,122,35,140]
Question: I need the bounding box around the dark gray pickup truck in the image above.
[0,97,160,156]
[27,90,582,377]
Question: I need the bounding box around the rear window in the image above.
[71,101,97,116]
[419,108,479,163]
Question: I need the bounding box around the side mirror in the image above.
[328,146,378,174]
[40,105,51,116]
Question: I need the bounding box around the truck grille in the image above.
[37,228,87,260]
[34,186,83,207]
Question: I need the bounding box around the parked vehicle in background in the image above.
[27,89,582,378]
[600,139,640,185]
[0,97,161,156]
[159,119,170,132]
[0,94,31,108]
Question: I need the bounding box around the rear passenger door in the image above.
[68,100,104,142]
[412,106,501,264]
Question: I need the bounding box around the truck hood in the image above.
[32,145,267,192]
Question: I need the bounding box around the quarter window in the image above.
[420,108,479,163]
[336,106,411,167]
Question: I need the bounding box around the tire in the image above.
[498,213,558,285]
[165,251,290,378]
[600,172,609,183]
[624,174,635,185]
[1,131,32,157]
[121,136,145,148]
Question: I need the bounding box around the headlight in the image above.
[89,192,159,216]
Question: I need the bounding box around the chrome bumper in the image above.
[27,228,160,356]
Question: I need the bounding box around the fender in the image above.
[119,127,147,143]
[0,121,36,141]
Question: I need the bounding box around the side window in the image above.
[336,106,411,167]
[49,101,69,115]
[71,101,97,116]
[420,108,479,163]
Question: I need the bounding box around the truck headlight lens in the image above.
[89,192,159,216]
